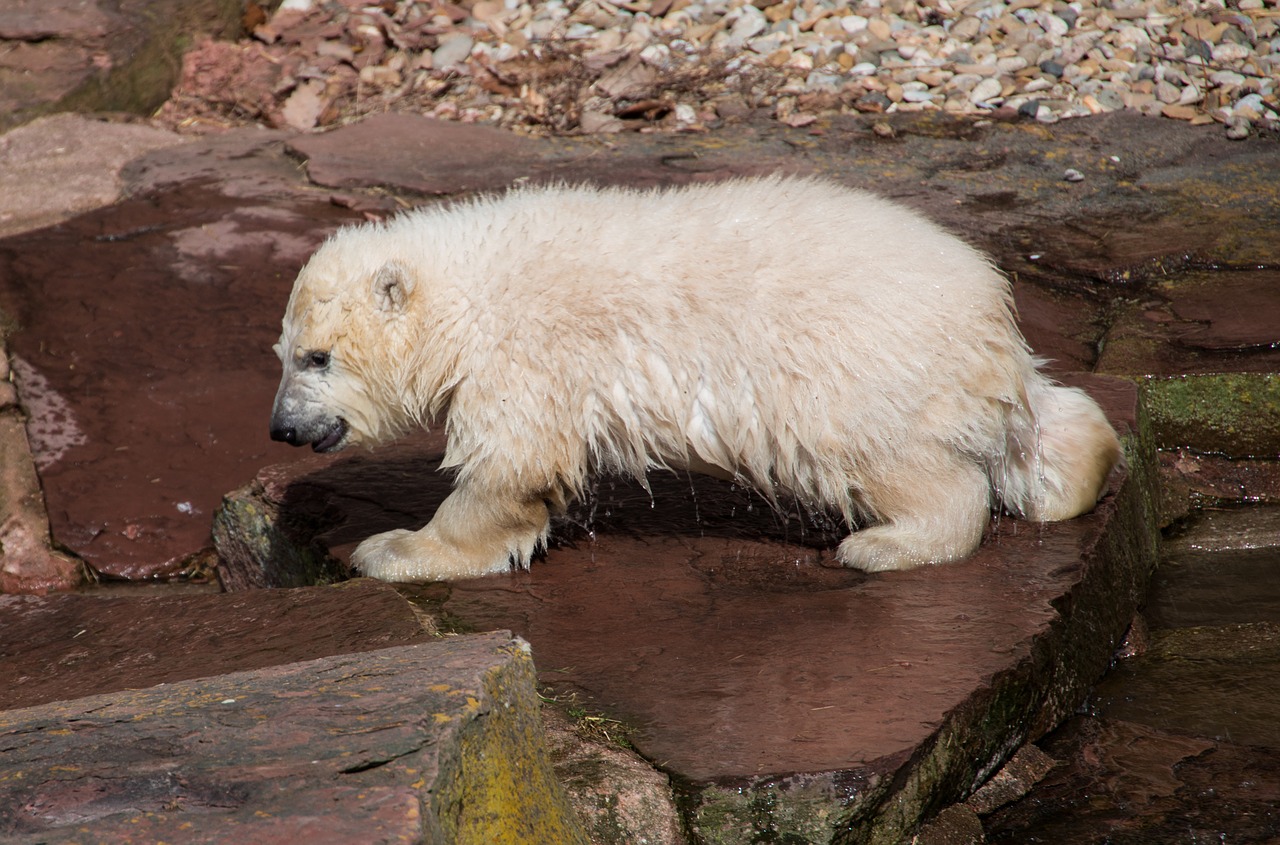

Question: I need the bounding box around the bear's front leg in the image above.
[351,485,550,582]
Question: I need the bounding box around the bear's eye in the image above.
[307,351,330,369]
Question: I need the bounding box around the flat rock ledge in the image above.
[213,375,1158,844]
[0,627,586,845]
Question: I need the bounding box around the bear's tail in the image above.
[996,374,1123,523]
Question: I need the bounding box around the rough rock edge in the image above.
[0,338,87,595]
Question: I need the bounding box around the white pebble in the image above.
[841,15,868,34]
[968,77,1003,105]
[432,34,474,68]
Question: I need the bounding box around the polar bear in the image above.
[270,177,1121,583]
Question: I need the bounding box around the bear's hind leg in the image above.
[351,485,550,582]
[837,455,991,572]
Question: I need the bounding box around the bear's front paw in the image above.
[351,527,513,583]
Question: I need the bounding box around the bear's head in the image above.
[270,233,424,453]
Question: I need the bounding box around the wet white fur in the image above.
[274,177,1122,582]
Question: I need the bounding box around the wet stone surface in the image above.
[0,175,359,579]
[0,579,433,712]
[983,506,1280,844]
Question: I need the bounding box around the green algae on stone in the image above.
[1143,373,1280,457]
[11,0,244,130]
[211,481,347,589]
[438,640,591,845]
[687,775,856,845]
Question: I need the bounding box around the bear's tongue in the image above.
[312,419,347,453]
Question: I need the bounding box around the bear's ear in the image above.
[372,261,415,312]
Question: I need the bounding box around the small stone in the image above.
[949,73,984,93]
[997,56,1028,74]
[1063,168,1084,182]
[727,8,766,43]
[1212,42,1251,63]
[1226,117,1251,139]
[1094,88,1125,111]
[1178,84,1204,106]
[953,63,999,77]
[854,90,892,112]
[867,16,892,40]
[1210,70,1246,89]
[969,77,1003,105]
[1154,80,1180,104]
[280,79,327,131]
[841,15,868,34]
[1183,18,1224,43]
[1161,103,1199,120]
[1036,107,1061,123]
[917,69,949,87]
[432,33,474,69]
[358,64,402,88]
[765,47,792,67]
[1039,60,1064,77]
[950,16,981,41]
[1038,13,1068,37]
[1186,38,1213,63]
[579,109,626,133]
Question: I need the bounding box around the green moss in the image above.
[1143,373,1280,457]
[689,780,851,845]
[211,484,348,588]
[438,644,590,845]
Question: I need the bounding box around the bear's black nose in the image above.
[271,425,299,445]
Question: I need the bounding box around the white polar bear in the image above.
[270,177,1121,583]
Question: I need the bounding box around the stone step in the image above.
[0,631,586,844]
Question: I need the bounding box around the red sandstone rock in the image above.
[0,633,588,845]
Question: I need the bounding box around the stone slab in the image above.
[0,633,588,845]
[0,579,433,711]
[286,111,788,197]
[1093,621,1280,750]
[212,376,1158,844]
[0,114,187,239]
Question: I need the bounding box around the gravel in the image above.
[157,0,1280,137]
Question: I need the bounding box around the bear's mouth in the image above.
[312,418,348,453]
